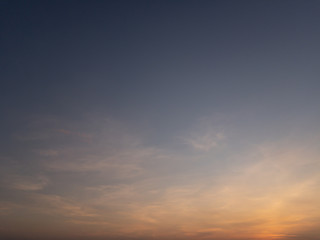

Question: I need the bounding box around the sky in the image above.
[1,1,320,240]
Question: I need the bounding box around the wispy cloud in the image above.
[3,114,320,240]
[55,128,93,142]
[184,131,225,151]
[42,147,158,181]
[0,202,22,216]
[30,194,99,218]
[69,139,320,239]
[181,117,226,152]
[2,174,49,191]
[33,149,60,157]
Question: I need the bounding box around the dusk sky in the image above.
[1,1,320,240]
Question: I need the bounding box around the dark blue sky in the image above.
[2,0,319,120]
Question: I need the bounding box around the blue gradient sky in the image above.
[1,1,320,240]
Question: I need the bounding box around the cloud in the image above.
[70,140,320,240]
[3,174,49,191]
[184,131,225,151]
[33,149,60,157]
[30,194,99,218]
[55,128,93,142]
[3,114,320,240]
[0,202,21,216]
[42,147,158,180]
[180,117,226,152]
